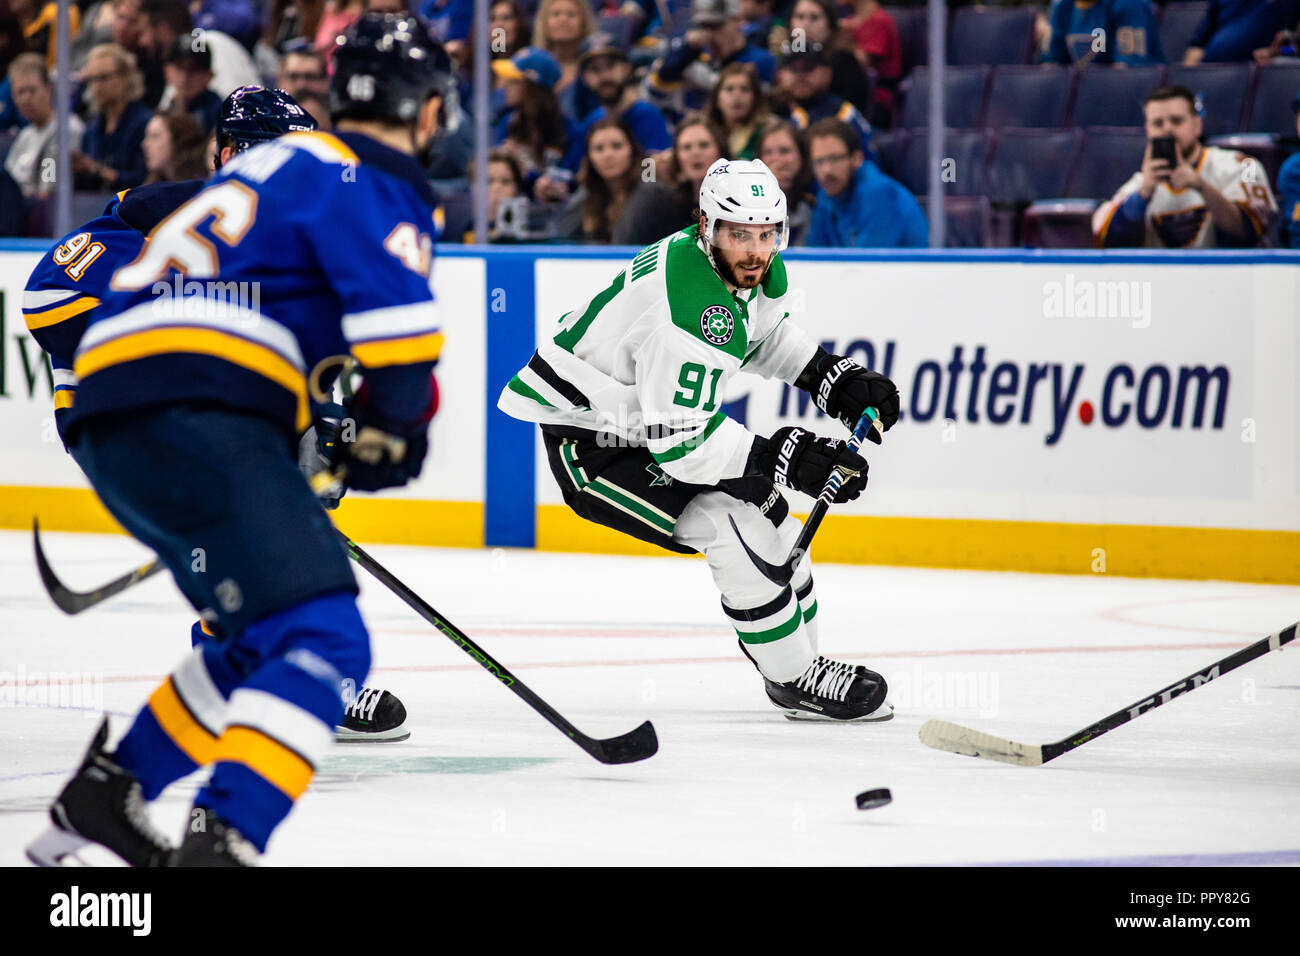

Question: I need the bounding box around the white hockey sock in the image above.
[723,586,815,683]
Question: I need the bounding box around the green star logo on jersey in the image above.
[646,462,673,487]
[700,305,734,346]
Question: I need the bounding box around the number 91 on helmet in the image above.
[698,158,789,255]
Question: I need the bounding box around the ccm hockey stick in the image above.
[729,407,881,587]
[919,621,1297,766]
[336,530,659,765]
[33,519,164,615]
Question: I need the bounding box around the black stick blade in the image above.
[727,515,797,587]
[588,720,658,764]
[33,518,164,615]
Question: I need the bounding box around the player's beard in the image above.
[716,250,768,289]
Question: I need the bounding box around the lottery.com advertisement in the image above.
[535,257,1299,534]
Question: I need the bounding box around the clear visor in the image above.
[709,219,787,254]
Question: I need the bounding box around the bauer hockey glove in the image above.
[751,426,868,502]
[797,350,900,444]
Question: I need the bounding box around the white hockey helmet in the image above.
[698,157,789,253]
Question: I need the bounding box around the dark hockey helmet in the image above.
[216,85,317,155]
[330,12,456,126]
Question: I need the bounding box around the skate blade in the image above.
[779,702,895,723]
[26,823,91,867]
[333,724,411,743]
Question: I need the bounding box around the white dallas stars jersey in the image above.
[1094,145,1277,248]
[498,225,817,486]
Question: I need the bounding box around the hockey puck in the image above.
[855,788,892,810]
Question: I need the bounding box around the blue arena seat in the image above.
[1245,63,1300,135]
[900,65,991,129]
[985,65,1076,128]
[897,128,990,196]
[948,7,1038,66]
[871,129,909,180]
[885,6,931,76]
[1157,1,1209,64]
[1066,126,1148,200]
[985,128,1081,203]
[1165,63,1253,135]
[1071,66,1166,128]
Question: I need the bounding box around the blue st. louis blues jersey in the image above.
[68,130,443,439]
[24,183,206,439]
[24,192,143,432]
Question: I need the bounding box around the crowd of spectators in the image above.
[0,0,1298,248]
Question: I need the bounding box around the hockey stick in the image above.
[33,519,165,615]
[33,517,658,764]
[728,407,880,587]
[336,530,659,765]
[919,621,1297,766]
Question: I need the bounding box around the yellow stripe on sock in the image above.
[148,678,219,766]
[215,725,314,800]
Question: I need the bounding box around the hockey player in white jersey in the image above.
[1093,84,1277,248]
[499,157,900,721]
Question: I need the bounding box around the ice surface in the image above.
[2,529,1297,866]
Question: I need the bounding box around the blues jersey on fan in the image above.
[1045,0,1164,65]
[66,130,443,443]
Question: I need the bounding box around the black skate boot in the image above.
[26,718,174,867]
[334,686,410,742]
[173,809,258,867]
[762,655,893,722]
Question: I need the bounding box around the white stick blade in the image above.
[918,719,1044,767]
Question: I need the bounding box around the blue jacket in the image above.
[1190,0,1300,61]
[1278,152,1300,248]
[806,161,928,248]
[80,99,152,190]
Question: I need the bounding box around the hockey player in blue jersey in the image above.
[27,13,452,867]
[23,86,412,743]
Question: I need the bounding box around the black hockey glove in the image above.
[330,397,430,492]
[298,403,348,510]
[751,426,868,502]
[796,349,900,444]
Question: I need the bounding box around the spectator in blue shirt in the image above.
[566,32,673,169]
[805,117,926,247]
[1277,87,1300,246]
[72,43,152,191]
[1184,0,1300,63]
[647,0,777,121]
[1043,0,1164,66]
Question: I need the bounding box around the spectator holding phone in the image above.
[1093,85,1276,247]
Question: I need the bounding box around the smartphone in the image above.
[1151,135,1177,167]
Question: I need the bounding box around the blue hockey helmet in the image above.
[216,85,317,156]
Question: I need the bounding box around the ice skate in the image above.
[26,718,174,867]
[764,655,894,722]
[173,810,258,867]
[334,687,410,742]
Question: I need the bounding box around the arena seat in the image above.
[948,6,1038,66]
[985,65,1076,129]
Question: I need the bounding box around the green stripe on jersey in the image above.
[651,410,727,465]
[506,375,554,407]
[801,599,818,624]
[630,244,658,282]
[554,270,626,353]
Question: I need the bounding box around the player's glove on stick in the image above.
[299,403,348,509]
[797,350,899,444]
[331,397,430,492]
[752,426,868,502]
